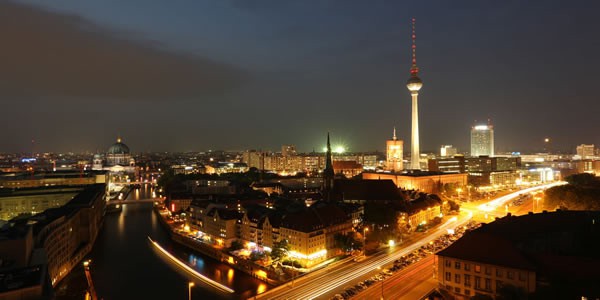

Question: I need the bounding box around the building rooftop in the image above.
[438,210,600,272]
[331,179,403,201]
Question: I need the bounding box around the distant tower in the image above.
[407,18,423,170]
[323,133,335,199]
[386,127,404,171]
[470,121,494,157]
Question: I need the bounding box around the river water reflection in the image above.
[56,184,267,300]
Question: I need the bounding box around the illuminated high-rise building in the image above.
[386,127,404,171]
[322,133,335,200]
[406,18,423,170]
[470,122,494,157]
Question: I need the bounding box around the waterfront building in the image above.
[0,184,106,299]
[0,171,107,221]
[279,203,352,267]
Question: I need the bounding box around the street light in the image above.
[363,227,369,254]
[188,282,194,300]
[377,266,384,300]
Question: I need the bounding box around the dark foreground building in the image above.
[436,210,600,299]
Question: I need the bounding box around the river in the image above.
[55,184,267,300]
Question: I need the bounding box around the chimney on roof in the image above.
[528,212,533,215]
[506,213,512,217]
[543,210,548,214]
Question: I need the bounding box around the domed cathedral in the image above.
[91,137,137,177]
[106,137,134,167]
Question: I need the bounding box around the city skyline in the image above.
[2,1,600,153]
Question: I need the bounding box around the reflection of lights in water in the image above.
[257,283,267,294]
[117,209,125,236]
[147,237,234,293]
[227,269,234,284]
[188,254,204,269]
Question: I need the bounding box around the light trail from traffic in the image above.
[267,211,472,300]
[147,236,235,294]
[477,182,565,212]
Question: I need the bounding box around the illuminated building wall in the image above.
[437,256,536,299]
[576,144,595,159]
[470,124,494,157]
[386,135,404,171]
[428,156,466,173]
[362,172,467,194]
[440,145,458,157]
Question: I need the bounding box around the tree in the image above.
[228,240,244,252]
[270,239,290,261]
[250,251,267,262]
[334,233,361,252]
[565,173,598,187]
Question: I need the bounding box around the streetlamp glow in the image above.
[188,282,194,300]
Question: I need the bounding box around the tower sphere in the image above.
[406,75,423,92]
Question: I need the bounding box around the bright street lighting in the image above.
[188,282,194,300]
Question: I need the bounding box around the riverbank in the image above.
[153,205,281,287]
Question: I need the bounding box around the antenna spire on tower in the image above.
[393,127,397,140]
[410,18,418,76]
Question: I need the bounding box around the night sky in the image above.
[2,0,599,154]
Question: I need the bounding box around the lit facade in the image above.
[386,128,404,171]
[470,124,494,157]
[362,172,467,194]
[440,145,458,157]
[576,144,595,159]
[437,256,536,299]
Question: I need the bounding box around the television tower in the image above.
[407,18,423,170]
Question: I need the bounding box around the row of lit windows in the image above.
[444,259,526,281]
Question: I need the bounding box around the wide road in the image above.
[357,255,436,300]
[461,182,565,222]
[257,212,472,300]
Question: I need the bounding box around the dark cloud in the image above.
[0,1,246,101]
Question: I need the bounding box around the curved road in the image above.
[258,212,472,300]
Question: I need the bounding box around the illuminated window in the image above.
[475,265,481,273]
[445,259,452,267]
[455,274,461,284]
[455,261,461,269]
[464,274,471,287]
[464,263,470,271]
[446,272,451,281]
